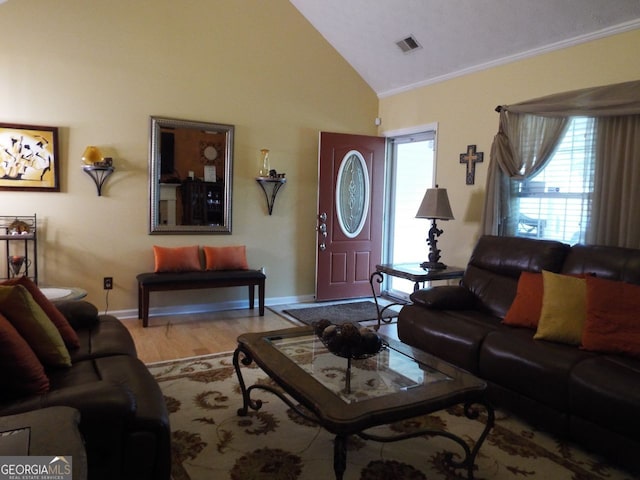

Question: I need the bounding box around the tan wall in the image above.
[378,29,640,269]
[0,0,378,313]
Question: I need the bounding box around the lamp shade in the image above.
[82,146,103,165]
[416,186,454,220]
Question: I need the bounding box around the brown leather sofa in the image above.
[0,301,170,480]
[397,235,640,473]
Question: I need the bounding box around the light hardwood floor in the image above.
[120,307,399,364]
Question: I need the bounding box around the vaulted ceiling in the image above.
[290,0,640,97]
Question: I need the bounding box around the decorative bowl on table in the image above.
[312,319,387,359]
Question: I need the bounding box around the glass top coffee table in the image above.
[233,326,494,479]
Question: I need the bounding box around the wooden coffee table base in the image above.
[233,343,494,480]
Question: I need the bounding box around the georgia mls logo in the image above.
[0,456,73,480]
[49,456,72,474]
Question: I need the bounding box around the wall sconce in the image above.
[255,148,287,215]
[415,185,454,269]
[82,146,115,196]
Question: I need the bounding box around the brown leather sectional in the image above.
[398,235,640,474]
[0,301,170,480]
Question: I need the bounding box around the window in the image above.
[384,131,436,297]
[513,117,595,245]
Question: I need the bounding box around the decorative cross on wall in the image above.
[459,144,484,185]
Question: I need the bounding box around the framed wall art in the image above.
[0,122,60,192]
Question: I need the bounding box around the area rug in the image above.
[149,351,633,480]
[282,300,397,326]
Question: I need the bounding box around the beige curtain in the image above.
[482,79,640,246]
[589,115,640,247]
[482,111,568,235]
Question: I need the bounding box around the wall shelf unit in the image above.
[256,177,287,215]
[1,214,38,284]
[83,165,114,196]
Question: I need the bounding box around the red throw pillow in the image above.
[1,277,79,349]
[153,245,202,272]
[581,276,640,358]
[203,245,249,271]
[0,313,50,398]
[503,271,543,329]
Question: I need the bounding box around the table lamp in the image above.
[415,185,454,269]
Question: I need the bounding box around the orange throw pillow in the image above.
[1,277,79,349]
[203,245,249,271]
[0,313,50,398]
[153,245,202,272]
[582,276,640,358]
[503,271,543,329]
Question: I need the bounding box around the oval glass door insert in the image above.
[335,150,370,238]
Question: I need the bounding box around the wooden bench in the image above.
[136,270,266,327]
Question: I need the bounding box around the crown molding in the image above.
[378,20,640,99]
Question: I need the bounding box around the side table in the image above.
[40,286,88,303]
[375,263,465,292]
[0,406,87,480]
[370,263,465,330]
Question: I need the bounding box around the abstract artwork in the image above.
[0,123,60,191]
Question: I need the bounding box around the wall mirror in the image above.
[149,116,234,234]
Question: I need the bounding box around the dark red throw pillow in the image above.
[0,313,50,398]
[582,276,640,358]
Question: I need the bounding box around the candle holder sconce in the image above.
[256,173,287,215]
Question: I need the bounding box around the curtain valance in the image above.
[496,79,640,117]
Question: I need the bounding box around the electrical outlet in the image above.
[103,277,113,290]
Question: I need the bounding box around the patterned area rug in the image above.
[149,351,633,480]
[282,300,397,326]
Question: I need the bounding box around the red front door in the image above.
[315,132,386,300]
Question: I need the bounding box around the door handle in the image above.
[319,242,326,251]
[319,212,327,222]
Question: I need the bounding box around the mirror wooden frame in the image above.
[148,116,234,234]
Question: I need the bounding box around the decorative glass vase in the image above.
[259,149,270,177]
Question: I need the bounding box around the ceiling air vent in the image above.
[396,35,422,53]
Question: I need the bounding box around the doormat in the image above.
[283,300,398,326]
